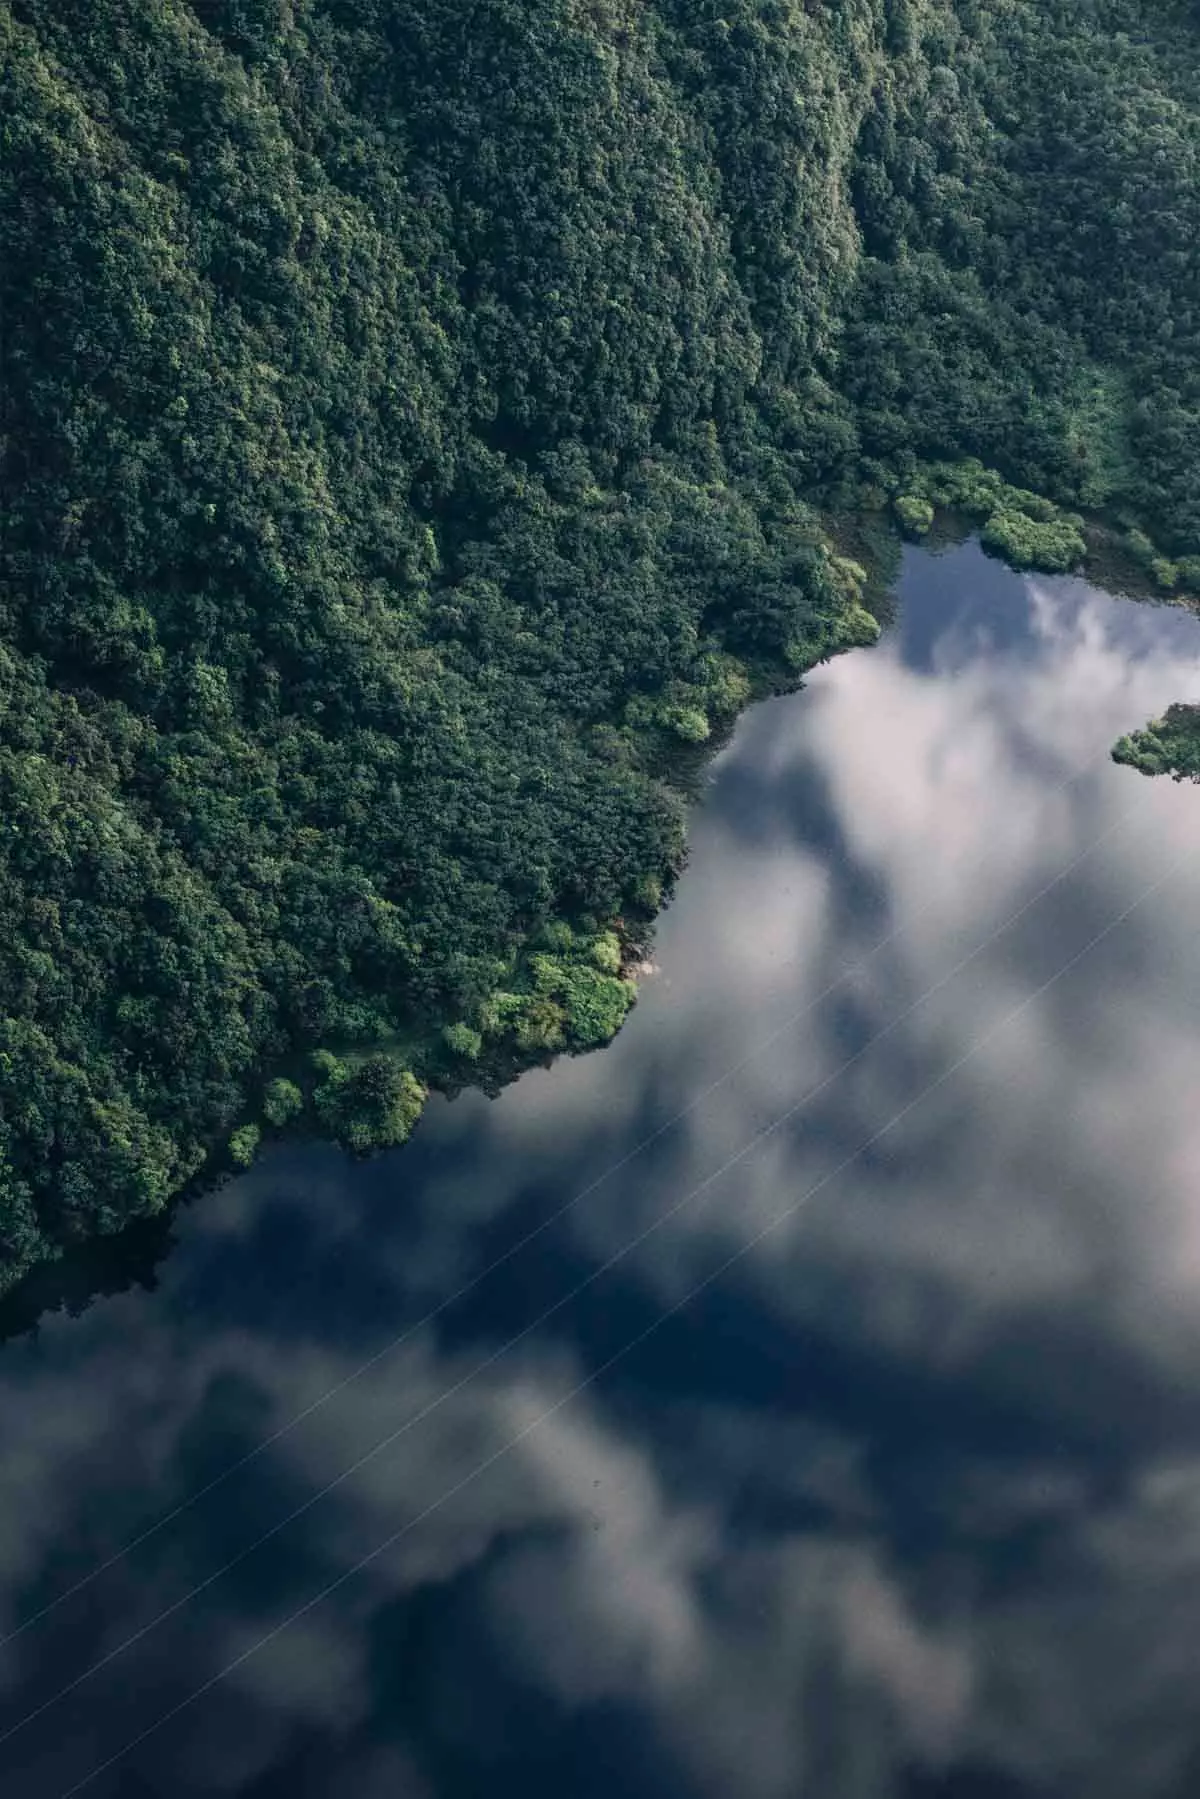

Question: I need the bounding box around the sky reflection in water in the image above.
[3,543,1200,1797]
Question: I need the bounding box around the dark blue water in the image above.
[4,543,1200,1799]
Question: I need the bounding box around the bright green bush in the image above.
[895,494,934,536]
[513,997,568,1053]
[536,921,576,954]
[481,992,527,1038]
[310,1050,346,1085]
[980,510,1086,573]
[657,704,711,744]
[559,966,636,1048]
[631,873,663,912]
[700,655,752,716]
[263,1078,304,1128]
[315,1056,426,1153]
[229,1123,262,1168]
[590,932,623,975]
[443,1022,483,1060]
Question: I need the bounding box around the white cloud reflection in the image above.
[3,547,1200,1796]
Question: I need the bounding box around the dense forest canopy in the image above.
[2,0,1200,1291]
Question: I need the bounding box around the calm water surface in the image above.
[4,543,1200,1798]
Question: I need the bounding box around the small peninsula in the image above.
[1114,706,1200,784]
[3,0,1200,1293]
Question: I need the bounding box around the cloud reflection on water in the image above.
[3,545,1200,1795]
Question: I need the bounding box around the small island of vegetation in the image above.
[3,0,1200,1293]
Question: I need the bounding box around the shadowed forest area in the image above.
[2,0,1200,1290]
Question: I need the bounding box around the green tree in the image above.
[263,1078,304,1128]
[229,1124,262,1168]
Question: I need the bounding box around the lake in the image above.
[3,541,1200,1798]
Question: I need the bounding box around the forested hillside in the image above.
[3,0,1200,1291]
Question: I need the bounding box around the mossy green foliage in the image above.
[658,654,756,733]
[1122,530,1200,597]
[979,511,1086,575]
[262,1078,304,1128]
[589,932,623,976]
[631,873,663,914]
[555,963,637,1050]
[624,651,755,747]
[784,556,881,669]
[480,926,635,1056]
[311,1052,426,1155]
[442,1021,483,1061]
[911,462,1063,525]
[895,495,934,538]
[1113,705,1200,782]
[902,461,1086,573]
[658,705,711,745]
[3,0,1200,1286]
[228,1123,261,1168]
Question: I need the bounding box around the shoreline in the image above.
[2,467,1194,1316]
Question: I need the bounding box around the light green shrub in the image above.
[443,1021,483,1060]
[263,1078,304,1128]
[589,932,623,974]
[658,703,710,743]
[980,509,1084,573]
[229,1123,261,1167]
[895,493,934,536]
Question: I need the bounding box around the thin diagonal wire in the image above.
[0,753,1122,1650]
[0,794,1150,1750]
[52,832,1193,1799]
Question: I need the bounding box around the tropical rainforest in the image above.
[2,0,1200,1292]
